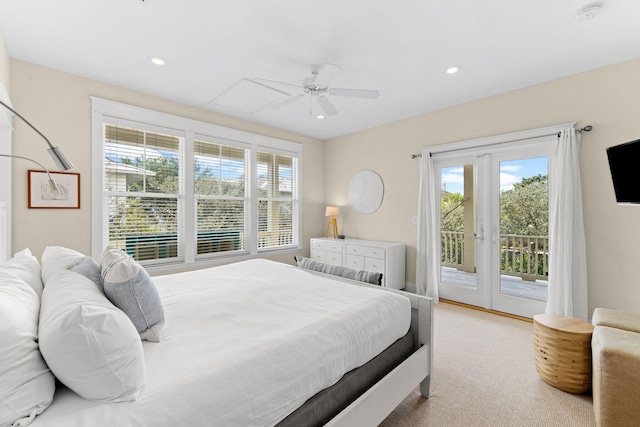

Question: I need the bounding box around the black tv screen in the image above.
[607,139,640,204]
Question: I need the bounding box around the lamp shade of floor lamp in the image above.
[325,206,339,238]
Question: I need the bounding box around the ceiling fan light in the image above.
[576,3,602,21]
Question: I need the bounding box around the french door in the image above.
[435,138,553,318]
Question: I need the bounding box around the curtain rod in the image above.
[410,125,593,159]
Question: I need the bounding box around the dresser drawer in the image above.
[311,246,342,266]
[312,240,344,253]
[346,244,384,259]
[346,254,365,270]
[364,258,384,274]
[324,251,342,266]
[311,249,326,263]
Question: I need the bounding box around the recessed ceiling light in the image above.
[149,56,165,66]
[446,66,461,75]
[576,3,602,21]
[316,115,325,120]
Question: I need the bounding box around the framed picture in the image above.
[28,170,81,209]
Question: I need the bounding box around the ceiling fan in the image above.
[253,64,379,118]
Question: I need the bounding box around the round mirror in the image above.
[348,170,384,214]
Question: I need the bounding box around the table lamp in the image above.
[325,206,339,239]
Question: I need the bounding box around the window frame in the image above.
[91,97,302,272]
[192,134,250,260]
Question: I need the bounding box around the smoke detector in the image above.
[576,3,603,21]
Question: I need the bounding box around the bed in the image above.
[1,248,432,427]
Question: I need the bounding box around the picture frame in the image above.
[28,170,81,209]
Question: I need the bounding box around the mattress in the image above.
[31,259,411,427]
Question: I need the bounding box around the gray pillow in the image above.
[101,248,165,342]
[68,256,103,291]
[294,256,383,286]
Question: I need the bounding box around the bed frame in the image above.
[303,271,434,426]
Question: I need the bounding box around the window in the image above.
[257,151,298,249]
[105,125,183,262]
[194,138,247,256]
[91,98,302,268]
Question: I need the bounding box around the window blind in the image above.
[104,124,183,262]
[194,140,247,256]
[257,151,298,250]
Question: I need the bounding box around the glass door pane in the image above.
[440,164,478,291]
[498,157,549,303]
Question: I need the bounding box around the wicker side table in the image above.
[533,314,594,394]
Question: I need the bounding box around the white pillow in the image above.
[0,271,55,427]
[38,269,146,403]
[101,247,165,342]
[41,246,87,285]
[0,247,43,298]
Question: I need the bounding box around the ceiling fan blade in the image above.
[317,96,338,116]
[252,78,303,95]
[329,88,380,99]
[269,93,306,110]
[314,63,341,86]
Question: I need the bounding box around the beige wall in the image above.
[324,58,640,314]
[9,55,640,312]
[9,59,325,264]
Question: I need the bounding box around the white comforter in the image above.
[31,259,410,427]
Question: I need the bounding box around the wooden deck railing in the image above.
[441,231,549,281]
[441,231,465,268]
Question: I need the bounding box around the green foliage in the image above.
[440,192,465,232]
[440,174,549,276]
[500,174,548,236]
[108,196,177,240]
[194,161,245,197]
[124,156,179,194]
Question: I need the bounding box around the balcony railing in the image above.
[115,229,294,261]
[441,231,549,281]
[258,229,293,248]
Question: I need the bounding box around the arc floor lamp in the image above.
[0,99,74,190]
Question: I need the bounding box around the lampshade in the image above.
[48,146,74,171]
[325,206,339,217]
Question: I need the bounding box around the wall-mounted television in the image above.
[607,139,640,205]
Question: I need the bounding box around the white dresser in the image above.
[310,237,406,289]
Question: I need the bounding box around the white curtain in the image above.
[546,126,588,320]
[416,153,440,301]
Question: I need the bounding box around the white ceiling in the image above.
[1,0,639,140]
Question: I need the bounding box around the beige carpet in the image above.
[379,303,595,426]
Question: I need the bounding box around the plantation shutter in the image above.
[104,124,183,262]
[194,139,248,256]
[257,150,298,250]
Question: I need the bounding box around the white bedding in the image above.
[31,259,410,427]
